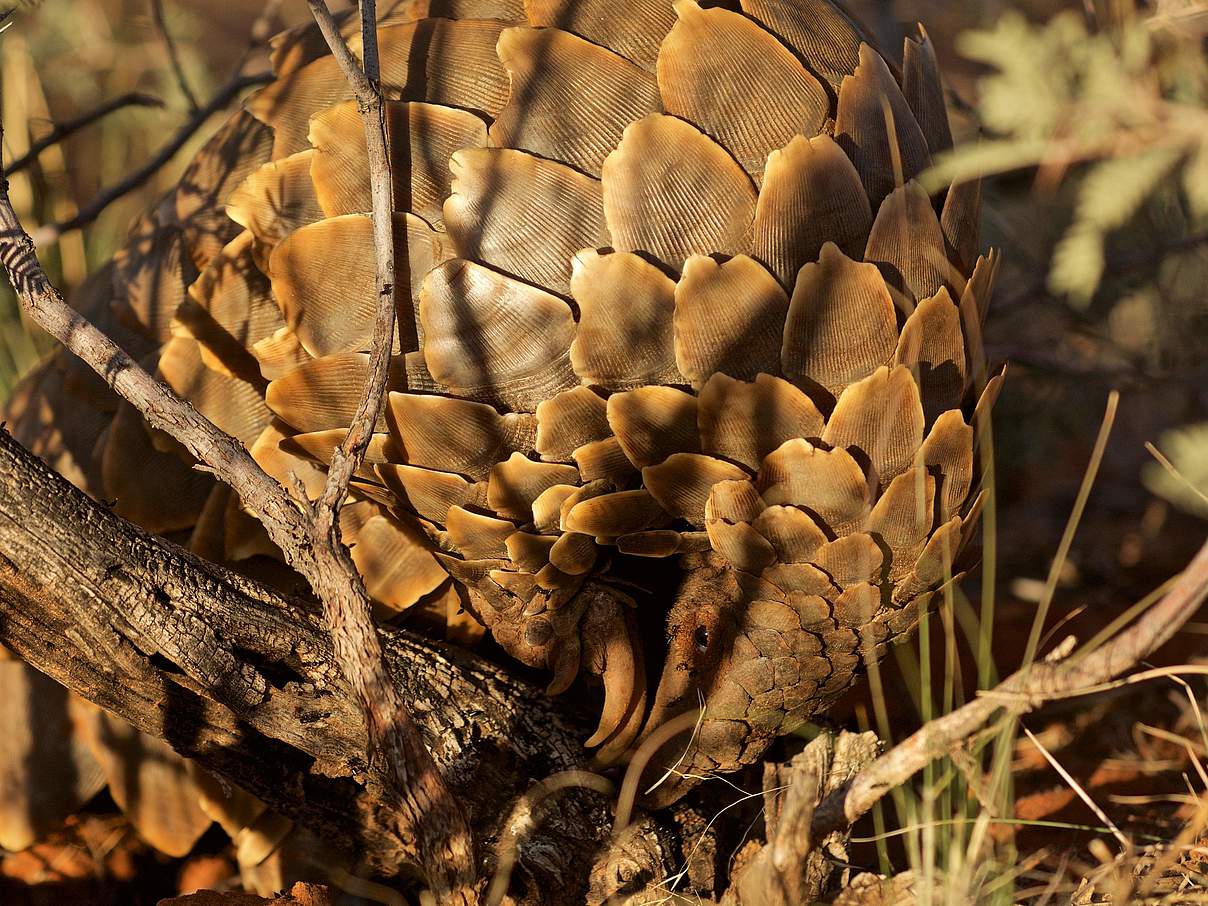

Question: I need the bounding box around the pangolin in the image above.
[6,0,997,815]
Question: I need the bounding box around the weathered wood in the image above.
[0,427,609,899]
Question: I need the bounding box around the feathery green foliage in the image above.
[924,5,1208,305]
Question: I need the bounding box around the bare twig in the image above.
[307,0,393,521]
[29,70,270,245]
[6,92,164,177]
[810,535,1208,838]
[0,168,307,551]
[306,2,478,902]
[151,0,200,113]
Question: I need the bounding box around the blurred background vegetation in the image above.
[2,0,1208,901]
[0,0,310,396]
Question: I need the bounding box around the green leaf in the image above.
[1143,422,1208,520]
[1049,148,1184,304]
[1048,226,1106,305]
[1075,146,1183,232]
[920,139,1052,193]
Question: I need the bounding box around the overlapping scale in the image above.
[865,181,952,305]
[524,0,677,70]
[249,21,509,158]
[642,453,748,524]
[698,373,824,471]
[487,454,580,521]
[895,286,967,423]
[419,259,578,409]
[443,148,605,293]
[674,255,788,386]
[491,27,661,176]
[379,463,484,523]
[110,216,194,343]
[385,391,535,478]
[344,507,448,613]
[270,213,440,357]
[739,0,868,92]
[942,179,984,278]
[535,386,611,461]
[754,134,872,288]
[309,99,488,224]
[101,401,214,534]
[822,364,925,484]
[171,231,283,383]
[266,353,402,433]
[601,114,756,269]
[569,250,681,389]
[902,26,952,155]
[757,438,873,533]
[782,241,897,399]
[657,1,828,180]
[607,386,700,469]
[226,151,326,271]
[835,44,930,210]
[158,337,272,446]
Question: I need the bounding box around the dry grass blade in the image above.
[1022,725,1129,849]
[1022,390,1119,667]
[810,534,1208,839]
[1146,440,1208,512]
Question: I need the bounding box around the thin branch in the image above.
[810,535,1208,838]
[6,92,164,177]
[306,3,478,902]
[151,0,200,113]
[29,71,270,245]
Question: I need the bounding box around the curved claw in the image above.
[546,632,581,696]
[583,598,647,762]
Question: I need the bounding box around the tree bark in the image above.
[0,427,610,898]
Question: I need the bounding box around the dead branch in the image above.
[0,426,609,901]
[5,91,164,177]
[723,732,879,906]
[810,535,1208,839]
[29,71,270,245]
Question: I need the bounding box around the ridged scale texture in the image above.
[9,0,997,807]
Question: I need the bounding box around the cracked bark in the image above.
[0,428,610,902]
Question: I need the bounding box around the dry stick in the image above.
[150,0,200,113]
[304,2,478,903]
[811,535,1208,839]
[5,91,164,177]
[29,70,270,245]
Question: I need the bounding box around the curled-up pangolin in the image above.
[8,0,997,811]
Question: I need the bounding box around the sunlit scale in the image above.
[101,0,1000,806]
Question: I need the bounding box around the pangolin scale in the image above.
[5,0,996,820]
